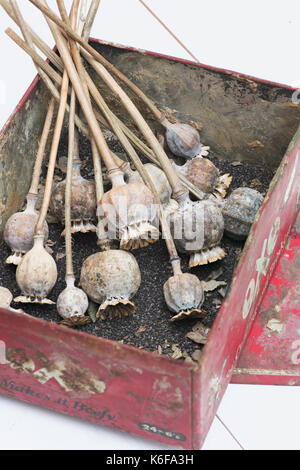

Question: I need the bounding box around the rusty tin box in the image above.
[0,40,300,449]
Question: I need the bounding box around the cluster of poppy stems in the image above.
[1,0,263,327]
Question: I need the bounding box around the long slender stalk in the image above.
[29,0,163,120]
[5,26,114,149]
[4,19,205,200]
[57,0,104,205]
[80,0,105,205]
[65,0,80,281]
[40,0,120,177]
[82,0,100,40]
[36,69,69,235]
[28,0,186,198]
[89,83,179,261]
[6,28,63,86]
[80,50,187,200]
[29,97,55,196]
[65,86,76,279]
[0,0,62,69]
[137,0,199,62]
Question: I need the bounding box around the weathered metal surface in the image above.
[88,39,300,168]
[0,308,193,447]
[0,40,300,449]
[193,138,300,448]
[233,212,300,385]
[0,79,51,235]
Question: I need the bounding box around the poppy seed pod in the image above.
[80,250,141,320]
[99,171,159,250]
[4,195,48,265]
[50,157,97,235]
[164,271,205,322]
[160,118,201,159]
[0,286,25,314]
[173,157,232,200]
[222,187,264,240]
[57,278,89,326]
[0,286,13,309]
[15,235,57,304]
[169,197,226,268]
[126,163,172,206]
[125,163,178,217]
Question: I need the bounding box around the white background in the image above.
[0,0,300,450]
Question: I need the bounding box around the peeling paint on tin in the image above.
[266,318,285,336]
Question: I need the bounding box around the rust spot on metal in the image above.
[6,347,35,373]
[59,367,105,394]
[248,140,265,150]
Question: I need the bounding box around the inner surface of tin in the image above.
[0,41,298,362]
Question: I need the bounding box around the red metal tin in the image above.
[0,40,300,449]
[233,212,300,385]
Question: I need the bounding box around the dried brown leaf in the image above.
[250,178,263,188]
[45,246,54,255]
[218,287,227,298]
[202,280,227,292]
[171,346,183,360]
[135,325,147,335]
[56,252,66,261]
[186,322,211,345]
[192,349,202,362]
[248,140,264,150]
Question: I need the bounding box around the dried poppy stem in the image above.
[4,21,205,200]
[0,0,59,67]
[5,0,62,129]
[1,0,54,266]
[57,0,104,206]
[79,50,188,200]
[29,0,162,120]
[64,0,80,280]
[28,0,185,197]
[65,90,77,278]
[4,28,95,139]
[27,98,55,197]
[36,69,70,236]
[80,0,105,207]
[82,0,101,40]
[40,0,120,177]
[55,1,89,324]
[29,0,202,159]
[77,0,88,35]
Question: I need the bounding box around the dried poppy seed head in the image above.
[4,194,48,265]
[222,187,264,240]
[57,278,89,325]
[80,250,141,320]
[0,287,13,309]
[50,157,97,235]
[164,272,205,322]
[15,235,57,305]
[160,118,201,159]
[100,178,159,250]
[126,163,172,206]
[169,198,226,267]
[173,156,232,200]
